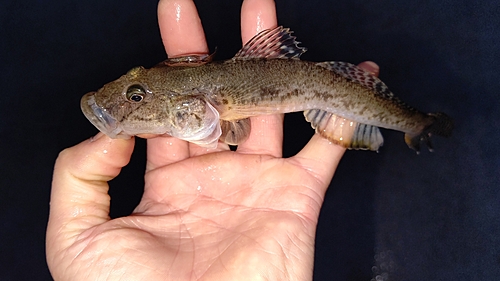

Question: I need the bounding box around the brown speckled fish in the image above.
[81,26,453,152]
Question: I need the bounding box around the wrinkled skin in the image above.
[46,0,380,280]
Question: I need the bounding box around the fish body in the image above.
[81,26,453,152]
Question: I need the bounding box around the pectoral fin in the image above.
[219,118,251,145]
[184,120,222,149]
[304,109,384,151]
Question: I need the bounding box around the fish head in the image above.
[81,66,221,145]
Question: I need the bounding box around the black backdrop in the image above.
[1,0,499,280]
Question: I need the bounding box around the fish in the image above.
[81,26,453,152]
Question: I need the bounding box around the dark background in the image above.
[1,0,499,280]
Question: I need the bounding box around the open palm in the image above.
[86,150,334,280]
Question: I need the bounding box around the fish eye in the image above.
[126,84,146,102]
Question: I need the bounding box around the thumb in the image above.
[46,133,134,257]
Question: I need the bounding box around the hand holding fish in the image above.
[48,0,410,280]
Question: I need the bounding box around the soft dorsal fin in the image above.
[158,51,216,67]
[316,62,396,100]
[233,26,307,60]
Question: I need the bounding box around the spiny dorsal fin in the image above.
[304,109,384,151]
[316,62,396,100]
[159,51,216,67]
[233,26,307,60]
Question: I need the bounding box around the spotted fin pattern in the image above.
[316,61,396,100]
[234,26,307,59]
[304,109,384,151]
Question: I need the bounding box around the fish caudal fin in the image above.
[404,112,454,153]
[304,109,384,151]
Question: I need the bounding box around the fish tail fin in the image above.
[405,112,454,153]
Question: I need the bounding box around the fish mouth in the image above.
[81,92,125,138]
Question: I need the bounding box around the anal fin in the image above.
[219,118,251,146]
[304,109,384,151]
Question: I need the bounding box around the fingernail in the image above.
[363,61,380,76]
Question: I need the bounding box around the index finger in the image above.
[158,0,208,57]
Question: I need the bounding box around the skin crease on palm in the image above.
[46,0,380,280]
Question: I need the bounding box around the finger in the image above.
[158,0,208,56]
[148,0,209,170]
[145,136,189,172]
[136,134,190,172]
[357,60,380,76]
[295,61,380,185]
[240,0,278,43]
[236,115,284,157]
[47,133,134,249]
[187,141,230,158]
[237,0,283,157]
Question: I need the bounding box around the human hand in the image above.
[46,0,380,280]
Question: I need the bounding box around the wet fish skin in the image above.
[81,26,453,152]
[153,59,429,130]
